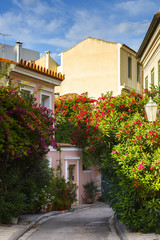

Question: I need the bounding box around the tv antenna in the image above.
[0,33,12,58]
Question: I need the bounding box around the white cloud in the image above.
[1,0,159,58]
[38,37,74,49]
[65,9,109,42]
[116,0,157,16]
[117,21,150,35]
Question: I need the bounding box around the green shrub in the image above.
[52,176,77,210]
[0,191,26,223]
[83,180,99,202]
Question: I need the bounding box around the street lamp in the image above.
[144,97,158,122]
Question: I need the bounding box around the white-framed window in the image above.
[19,81,35,96]
[47,156,52,168]
[40,88,53,109]
[21,86,33,96]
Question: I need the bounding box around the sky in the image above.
[0,0,160,64]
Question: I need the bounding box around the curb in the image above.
[114,216,128,240]
[108,216,121,240]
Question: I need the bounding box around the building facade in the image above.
[48,144,101,204]
[137,12,160,89]
[55,37,142,99]
[0,58,100,205]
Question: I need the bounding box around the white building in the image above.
[0,41,40,62]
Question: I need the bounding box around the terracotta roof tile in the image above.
[18,59,64,80]
[0,58,64,81]
[55,93,79,102]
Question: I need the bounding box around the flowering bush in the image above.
[55,91,147,162]
[55,89,160,233]
[0,87,56,162]
[0,71,57,222]
[51,176,77,211]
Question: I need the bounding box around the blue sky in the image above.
[0,0,160,63]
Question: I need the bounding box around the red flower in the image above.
[112,149,117,154]
[110,103,114,107]
[138,164,145,170]
[134,182,139,187]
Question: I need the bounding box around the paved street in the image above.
[21,203,117,240]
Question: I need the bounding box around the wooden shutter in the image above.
[158,60,160,86]
[145,76,148,89]
[151,68,154,85]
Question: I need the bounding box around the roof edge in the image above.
[0,58,64,81]
[137,12,160,58]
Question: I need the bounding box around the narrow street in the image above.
[21,203,119,240]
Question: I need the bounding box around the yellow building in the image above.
[34,51,59,73]
[56,37,142,98]
[137,12,160,89]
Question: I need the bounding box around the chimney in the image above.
[45,51,51,70]
[16,41,23,62]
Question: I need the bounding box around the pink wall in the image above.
[10,72,101,205]
[48,144,101,204]
[11,73,55,112]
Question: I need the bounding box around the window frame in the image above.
[40,91,52,109]
[46,156,52,168]
[137,62,140,82]
[128,56,132,79]
[145,75,148,89]
[158,60,160,86]
[151,67,154,85]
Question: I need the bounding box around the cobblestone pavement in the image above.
[19,203,118,240]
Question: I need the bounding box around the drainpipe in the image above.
[16,41,23,62]
[45,51,51,70]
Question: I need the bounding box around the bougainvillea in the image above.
[0,86,56,165]
[0,76,58,223]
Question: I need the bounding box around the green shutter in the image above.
[145,76,148,89]
[151,68,154,85]
[137,63,140,82]
[158,60,160,86]
[128,57,132,78]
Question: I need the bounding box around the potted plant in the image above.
[83,180,99,204]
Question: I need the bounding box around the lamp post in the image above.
[144,97,158,123]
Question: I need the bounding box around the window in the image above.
[21,89,32,97]
[83,162,91,171]
[128,57,132,78]
[19,81,35,98]
[47,156,52,168]
[158,60,160,86]
[145,76,148,89]
[40,88,53,110]
[137,63,140,82]
[41,95,50,108]
[40,92,51,109]
[151,68,154,85]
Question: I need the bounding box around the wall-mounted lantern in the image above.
[144,97,158,122]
